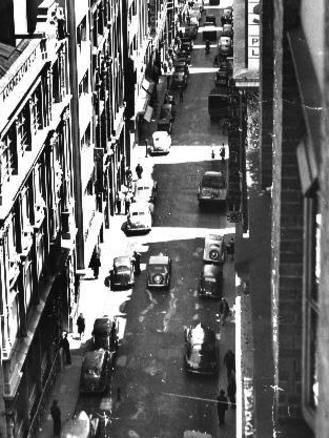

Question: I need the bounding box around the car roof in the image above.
[205,233,224,243]
[149,255,170,265]
[114,256,131,266]
[129,202,150,213]
[202,264,222,276]
[152,131,169,140]
[82,349,106,369]
[93,317,114,333]
[189,323,215,344]
[203,171,223,177]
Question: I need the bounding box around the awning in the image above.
[135,78,155,114]
[84,212,104,268]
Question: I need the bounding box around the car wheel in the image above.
[209,249,220,260]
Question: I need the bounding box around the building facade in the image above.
[0,0,77,436]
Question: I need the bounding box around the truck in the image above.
[208,86,230,120]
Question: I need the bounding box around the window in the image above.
[16,107,31,154]
[30,87,43,135]
[0,127,18,193]
[303,190,320,414]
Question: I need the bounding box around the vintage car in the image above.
[205,15,216,25]
[218,36,233,57]
[181,38,193,53]
[203,233,225,263]
[215,69,230,87]
[172,70,188,88]
[147,254,172,288]
[61,411,90,438]
[174,60,190,77]
[149,131,172,155]
[222,23,233,37]
[174,49,192,64]
[198,171,228,206]
[111,255,135,289]
[126,201,153,233]
[79,349,109,394]
[184,323,218,374]
[199,263,223,299]
[133,177,158,203]
[92,316,119,351]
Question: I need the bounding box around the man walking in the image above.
[76,313,85,340]
[220,145,226,161]
[135,163,143,179]
[60,332,71,365]
[133,251,141,274]
[227,373,236,408]
[124,191,133,214]
[50,400,61,437]
[219,297,230,325]
[216,390,228,426]
[223,349,235,379]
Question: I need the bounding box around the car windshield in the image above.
[116,265,130,272]
[202,175,225,189]
[86,368,100,376]
[150,265,167,272]
[204,277,216,283]
[132,211,145,216]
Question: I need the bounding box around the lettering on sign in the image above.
[243,377,256,437]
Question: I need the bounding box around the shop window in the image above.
[303,190,320,414]
[0,127,18,196]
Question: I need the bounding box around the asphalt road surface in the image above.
[76,3,236,437]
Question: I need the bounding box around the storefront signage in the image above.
[1,43,43,103]
[243,377,256,437]
[248,0,260,70]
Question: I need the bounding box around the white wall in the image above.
[300,0,325,92]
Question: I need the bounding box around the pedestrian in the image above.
[223,349,235,379]
[76,313,85,340]
[227,374,236,408]
[60,332,71,365]
[124,191,133,214]
[182,11,186,22]
[179,87,184,103]
[220,145,226,161]
[229,237,235,260]
[219,297,230,325]
[216,390,228,426]
[125,167,132,185]
[116,191,122,214]
[50,400,61,437]
[133,250,141,274]
[211,148,215,159]
[135,163,143,179]
[90,248,101,279]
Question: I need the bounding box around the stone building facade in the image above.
[0,0,76,436]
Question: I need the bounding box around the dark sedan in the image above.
[111,255,135,289]
[147,254,171,288]
[184,323,218,374]
[199,264,223,299]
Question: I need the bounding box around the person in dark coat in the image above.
[90,248,101,279]
[50,400,61,436]
[227,374,236,408]
[124,191,133,214]
[135,163,143,179]
[216,390,228,425]
[133,251,141,274]
[219,297,230,325]
[60,332,71,365]
[76,313,85,339]
[223,349,235,379]
[220,145,226,161]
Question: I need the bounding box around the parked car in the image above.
[198,170,228,206]
[181,38,193,53]
[147,254,172,288]
[149,131,172,155]
[184,323,218,374]
[203,233,225,263]
[61,411,90,437]
[215,69,230,87]
[208,86,230,120]
[157,104,175,133]
[92,316,119,351]
[134,177,158,203]
[172,70,188,88]
[111,255,135,289]
[218,36,233,57]
[126,201,153,233]
[199,263,223,299]
[174,50,192,64]
[222,23,233,37]
[174,60,190,77]
[80,349,110,393]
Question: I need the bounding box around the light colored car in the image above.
[126,201,153,233]
[218,36,233,56]
[198,170,227,206]
[203,233,225,263]
[134,177,158,203]
[147,254,172,288]
[149,131,172,155]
